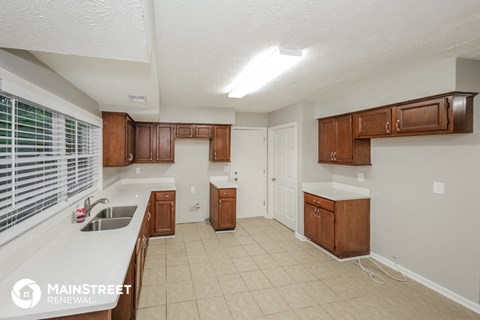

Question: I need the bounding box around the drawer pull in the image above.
[396,119,400,132]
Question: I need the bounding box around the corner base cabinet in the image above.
[304,193,370,258]
[150,191,176,236]
[209,184,236,231]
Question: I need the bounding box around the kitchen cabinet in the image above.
[134,204,151,311]
[135,123,175,163]
[112,252,135,320]
[393,97,449,134]
[150,191,176,236]
[352,92,475,139]
[353,107,392,138]
[318,115,371,165]
[102,112,135,167]
[176,124,213,139]
[209,125,231,162]
[304,192,370,259]
[209,184,236,231]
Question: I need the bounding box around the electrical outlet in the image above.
[135,167,141,175]
[433,182,445,194]
[191,186,195,193]
[357,173,365,182]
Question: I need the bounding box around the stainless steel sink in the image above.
[81,217,132,232]
[94,206,137,219]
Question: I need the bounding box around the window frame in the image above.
[0,91,102,246]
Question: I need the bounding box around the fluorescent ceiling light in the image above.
[227,47,303,99]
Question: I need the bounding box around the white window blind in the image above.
[0,92,100,233]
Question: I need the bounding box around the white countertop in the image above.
[209,176,238,189]
[302,182,370,200]
[0,178,175,320]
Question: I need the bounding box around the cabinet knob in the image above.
[147,212,151,220]
[385,122,390,133]
[396,119,400,132]
[128,153,133,161]
[333,152,337,161]
[330,152,333,160]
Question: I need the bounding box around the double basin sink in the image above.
[81,206,137,232]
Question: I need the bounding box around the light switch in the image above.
[357,173,365,182]
[224,165,230,173]
[191,186,195,193]
[135,167,141,175]
[433,182,445,194]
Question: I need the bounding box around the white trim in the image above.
[267,122,298,232]
[371,252,480,314]
[231,126,268,218]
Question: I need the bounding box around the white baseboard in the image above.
[370,252,480,314]
[295,232,307,241]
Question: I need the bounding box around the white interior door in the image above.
[231,127,267,218]
[269,124,296,230]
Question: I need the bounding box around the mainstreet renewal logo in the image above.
[11,279,41,309]
[11,279,131,309]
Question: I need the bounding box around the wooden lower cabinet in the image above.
[209,184,236,231]
[150,191,176,236]
[304,193,370,258]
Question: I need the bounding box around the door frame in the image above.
[267,122,298,231]
[231,126,268,217]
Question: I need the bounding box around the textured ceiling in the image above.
[154,0,480,112]
[0,0,149,62]
[1,0,480,114]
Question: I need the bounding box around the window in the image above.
[0,92,100,234]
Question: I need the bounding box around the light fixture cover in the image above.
[228,47,303,99]
[129,95,146,103]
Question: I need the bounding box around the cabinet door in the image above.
[304,203,317,241]
[156,124,175,162]
[318,118,335,162]
[154,200,175,236]
[334,115,353,163]
[354,108,392,138]
[210,125,231,162]
[135,123,154,162]
[317,208,335,253]
[394,98,448,134]
[126,116,135,164]
[176,124,194,138]
[218,197,235,229]
[195,125,212,138]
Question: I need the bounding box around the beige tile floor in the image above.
[137,218,480,320]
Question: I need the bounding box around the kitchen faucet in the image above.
[84,196,109,217]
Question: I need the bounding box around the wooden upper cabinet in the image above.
[195,125,213,138]
[393,97,448,134]
[102,112,135,167]
[353,108,392,138]
[318,115,370,165]
[318,118,335,162]
[156,124,175,162]
[135,123,155,162]
[210,125,231,162]
[176,124,212,139]
[135,123,174,163]
[334,115,353,163]
[176,124,194,138]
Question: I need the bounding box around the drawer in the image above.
[218,188,236,198]
[155,191,176,201]
[304,193,335,211]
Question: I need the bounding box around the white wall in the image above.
[159,105,235,124]
[0,49,99,116]
[235,112,268,127]
[268,102,332,235]
[314,58,480,305]
[119,140,228,223]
